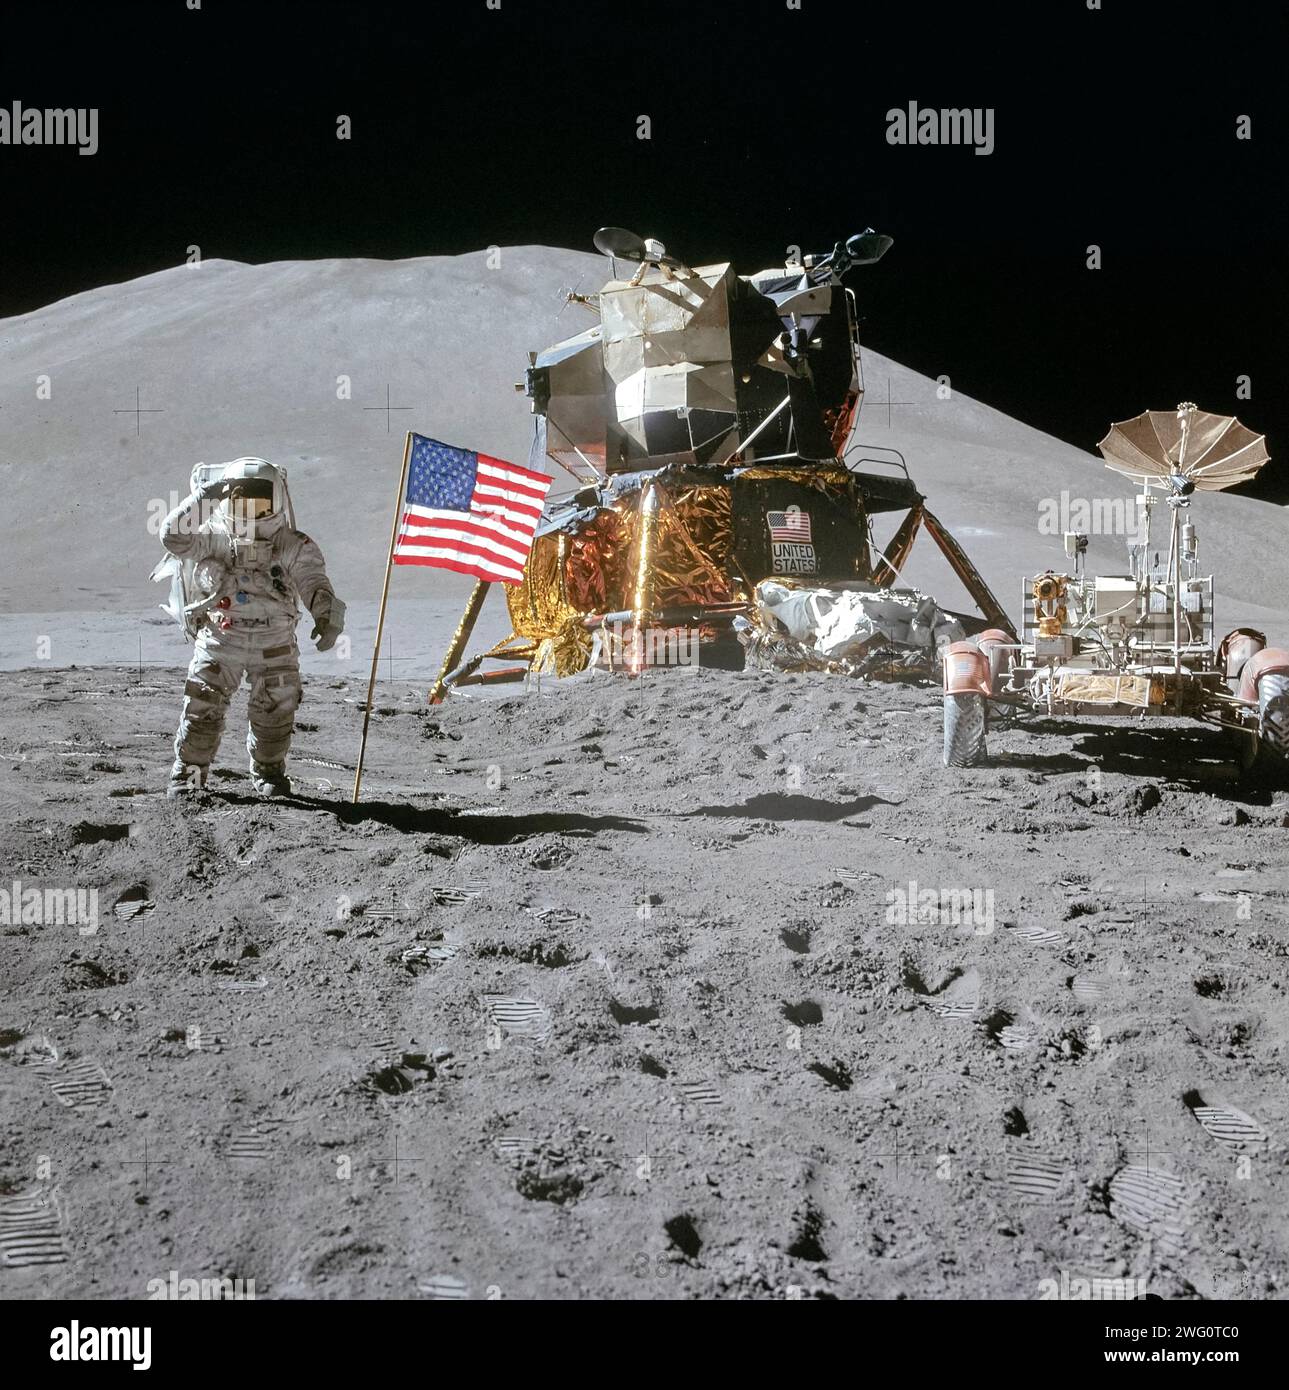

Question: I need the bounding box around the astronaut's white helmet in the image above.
[193,457,294,538]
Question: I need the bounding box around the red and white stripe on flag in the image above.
[393,454,552,585]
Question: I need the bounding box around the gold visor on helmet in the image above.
[223,479,275,531]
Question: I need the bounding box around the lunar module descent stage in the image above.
[429,227,1014,699]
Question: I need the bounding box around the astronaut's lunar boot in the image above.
[250,761,292,797]
[167,760,208,798]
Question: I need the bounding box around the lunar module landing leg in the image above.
[870,502,1015,639]
[427,583,537,704]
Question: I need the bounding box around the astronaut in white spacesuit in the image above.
[156,458,344,798]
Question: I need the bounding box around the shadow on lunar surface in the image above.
[338,798,649,842]
[983,750,1092,774]
[684,792,895,821]
[208,791,648,843]
[988,717,1288,796]
[1071,726,1288,797]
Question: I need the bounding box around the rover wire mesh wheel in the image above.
[988,699,1019,729]
[1257,673,1289,758]
[943,692,987,767]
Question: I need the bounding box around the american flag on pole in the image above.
[767,505,812,543]
[393,434,552,585]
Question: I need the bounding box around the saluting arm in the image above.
[160,480,224,560]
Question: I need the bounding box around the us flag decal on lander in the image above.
[767,505,816,574]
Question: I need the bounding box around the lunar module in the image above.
[941,402,1289,770]
[431,227,1012,697]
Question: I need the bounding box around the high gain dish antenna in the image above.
[593,226,649,261]
[1099,401,1269,493]
[593,226,686,282]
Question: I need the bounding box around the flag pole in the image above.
[353,430,414,804]
[428,578,492,705]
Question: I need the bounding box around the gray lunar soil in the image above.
[1,661,1287,1300]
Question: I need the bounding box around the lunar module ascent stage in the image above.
[430,227,1012,697]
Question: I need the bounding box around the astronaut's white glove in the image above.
[310,593,346,652]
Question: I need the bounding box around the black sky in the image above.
[2,0,1286,497]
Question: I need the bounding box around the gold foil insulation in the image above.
[507,466,861,676]
[506,532,592,677]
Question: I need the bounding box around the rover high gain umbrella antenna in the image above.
[1098,401,1269,492]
